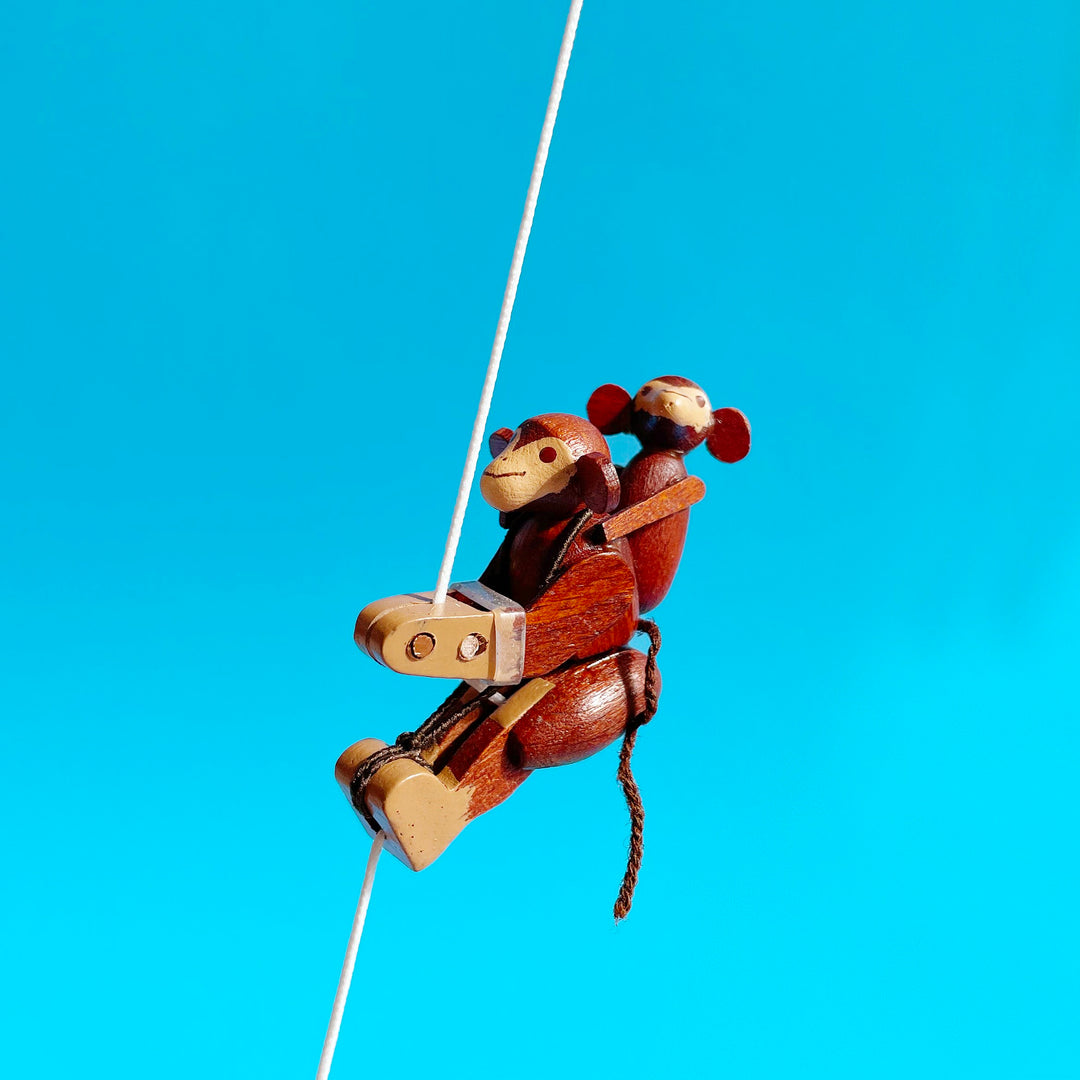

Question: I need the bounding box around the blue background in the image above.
[2,1,1078,1077]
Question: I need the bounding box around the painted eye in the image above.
[641,386,654,397]
[696,395,706,408]
[539,446,557,463]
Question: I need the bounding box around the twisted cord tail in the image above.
[613,726,644,921]
[613,619,662,922]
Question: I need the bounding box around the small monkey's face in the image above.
[634,378,712,431]
[480,429,576,513]
[632,377,713,452]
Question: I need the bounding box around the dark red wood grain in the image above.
[707,407,751,463]
[522,550,638,676]
[510,648,656,770]
[618,449,691,613]
[586,383,633,435]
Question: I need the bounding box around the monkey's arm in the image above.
[478,532,512,596]
[521,549,638,677]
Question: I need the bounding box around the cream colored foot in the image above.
[335,739,470,871]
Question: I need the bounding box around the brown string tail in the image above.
[614,618,662,922]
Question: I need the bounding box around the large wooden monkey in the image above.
[336,380,749,907]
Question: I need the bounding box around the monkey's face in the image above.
[480,429,577,513]
[632,377,713,452]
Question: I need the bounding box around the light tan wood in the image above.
[439,677,555,783]
[489,676,554,729]
[596,474,706,542]
[335,738,471,872]
[338,386,744,909]
[480,433,577,512]
[337,678,556,871]
[355,583,525,685]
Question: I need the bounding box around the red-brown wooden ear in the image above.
[706,407,751,463]
[577,451,621,514]
[587,384,633,435]
[489,427,514,457]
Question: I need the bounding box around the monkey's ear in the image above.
[489,427,515,457]
[706,407,751,463]
[587,384,633,435]
[577,451,621,514]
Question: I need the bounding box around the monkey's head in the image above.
[587,375,751,462]
[481,413,619,517]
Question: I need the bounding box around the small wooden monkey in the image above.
[588,375,750,611]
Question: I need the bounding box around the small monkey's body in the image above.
[619,448,691,612]
[588,376,751,612]
[338,381,749,908]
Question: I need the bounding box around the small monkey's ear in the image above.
[577,451,621,514]
[706,407,751,463]
[586,384,633,435]
[489,427,515,457]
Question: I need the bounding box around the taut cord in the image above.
[614,619,662,922]
[432,0,584,605]
[316,832,385,1079]
[319,7,586,1074]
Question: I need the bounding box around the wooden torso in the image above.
[618,449,690,613]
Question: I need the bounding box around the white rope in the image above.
[316,832,385,1080]
[317,7,584,1072]
[432,0,585,604]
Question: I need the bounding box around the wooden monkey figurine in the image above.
[587,375,751,610]
[337,385,749,916]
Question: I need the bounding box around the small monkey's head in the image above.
[481,413,619,517]
[587,375,751,462]
[630,376,714,451]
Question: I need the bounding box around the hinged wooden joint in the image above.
[354,580,526,686]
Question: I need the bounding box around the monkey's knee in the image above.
[508,647,659,770]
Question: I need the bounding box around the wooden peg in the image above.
[334,738,470,871]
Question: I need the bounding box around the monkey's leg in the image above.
[334,683,501,871]
[335,649,658,872]
[342,678,555,870]
[439,646,658,812]
[506,647,657,769]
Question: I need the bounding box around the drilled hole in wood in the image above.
[457,633,488,661]
[407,632,436,660]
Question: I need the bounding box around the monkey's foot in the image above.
[336,653,656,871]
[335,739,470,871]
[334,680,550,870]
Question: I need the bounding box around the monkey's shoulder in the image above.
[619,448,689,506]
[504,513,630,607]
